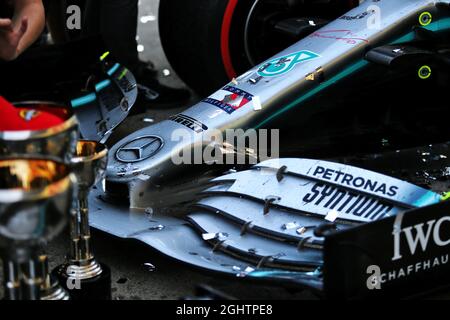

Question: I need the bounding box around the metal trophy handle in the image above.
[53,140,112,300]
[0,159,75,300]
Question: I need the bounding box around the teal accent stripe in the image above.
[248,269,321,278]
[95,79,111,92]
[71,93,97,108]
[255,18,450,128]
[425,17,450,32]
[393,17,450,44]
[413,191,442,207]
[392,33,416,44]
[107,63,120,76]
[255,60,369,129]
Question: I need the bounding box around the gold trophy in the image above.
[0,159,75,300]
[53,141,111,300]
[0,101,79,300]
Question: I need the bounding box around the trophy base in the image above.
[40,276,70,301]
[52,263,112,300]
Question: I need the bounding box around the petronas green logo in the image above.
[257,50,320,77]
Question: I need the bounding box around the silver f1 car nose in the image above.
[105,0,450,208]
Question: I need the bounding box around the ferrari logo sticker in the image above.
[19,109,41,122]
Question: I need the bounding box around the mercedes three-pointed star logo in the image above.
[115,135,164,163]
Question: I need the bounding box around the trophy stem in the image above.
[69,190,98,268]
[79,194,93,261]
[54,189,111,300]
[69,203,81,261]
[20,258,43,300]
[53,140,112,300]
[3,260,22,300]
[38,255,70,300]
[39,255,52,290]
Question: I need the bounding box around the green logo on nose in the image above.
[257,50,320,77]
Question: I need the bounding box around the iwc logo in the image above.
[116,135,164,163]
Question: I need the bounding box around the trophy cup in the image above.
[0,159,75,300]
[0,101,79,300]
[53,140,112,300]
[0,101,79,163]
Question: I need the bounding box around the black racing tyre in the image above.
[46,0,86,44]
[159,0,358,96]
[159,0,258,96]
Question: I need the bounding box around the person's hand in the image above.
[0,16,28,61]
